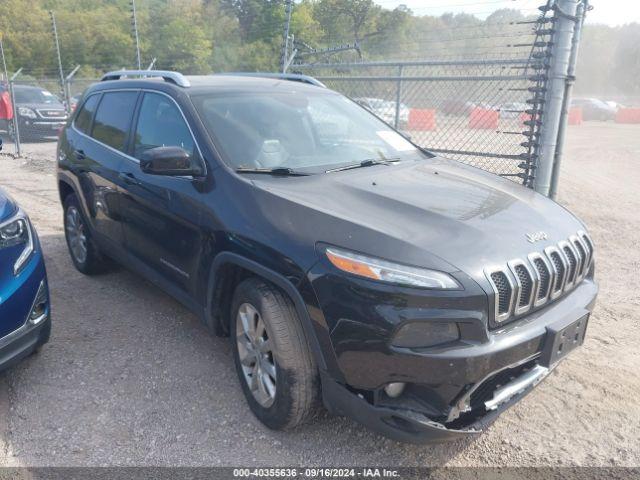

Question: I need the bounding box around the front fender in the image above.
[205,251,344,380]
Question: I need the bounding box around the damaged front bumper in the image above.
[317,278,598,443]
[321,359,552,443]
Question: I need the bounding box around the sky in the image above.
[372,0,640,26]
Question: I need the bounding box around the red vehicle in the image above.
[0,83,14,135]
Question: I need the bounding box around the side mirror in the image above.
[0,138,3,152]
[140,146,202,176]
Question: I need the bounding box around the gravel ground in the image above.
[0,123,638,467]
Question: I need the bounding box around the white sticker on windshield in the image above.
[376,131,415,152]
[42,91,54,97]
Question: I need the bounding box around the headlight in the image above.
[17,107,37,119]
[0,210,34,275]
[325,247,460,289]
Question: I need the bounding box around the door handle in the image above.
[118,172,141,186]
[74,149,86,160]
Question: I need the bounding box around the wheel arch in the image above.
[205,252,329,373]
[58,176,77,205]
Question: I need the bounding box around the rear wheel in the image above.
[231,277,319,430]
[63,194,108,275]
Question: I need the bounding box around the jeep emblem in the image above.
[526,231,548,243]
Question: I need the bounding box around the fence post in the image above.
[533,0,580,197]
[549,0,587,199]
[50,11,68,114]
[394,64,404,129]
[64,65,80,113]
[9,68,23,157]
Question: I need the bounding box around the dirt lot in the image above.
[0,122,638,467]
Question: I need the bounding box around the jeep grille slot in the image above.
[580,233,594,267]
[514,265,533,309]
[533,257,551,300]
[572,239,587,277]
[490,271,512,317]
[549,251,566,294]
[562,245,578,285]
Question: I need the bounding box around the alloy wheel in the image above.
[236,302,277,408]
[65,206,88,264]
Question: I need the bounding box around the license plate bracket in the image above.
[540,313,589,367]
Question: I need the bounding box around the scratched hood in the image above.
[250,157,586,281]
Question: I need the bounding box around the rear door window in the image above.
[74,95,100,135]
[91,91,138,152]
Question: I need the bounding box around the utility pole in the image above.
[549,0,588,199]
[533,0,580,197]
[281,0,293,73]
[50,11,67,111]
[130,0,142,70]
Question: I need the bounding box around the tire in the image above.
[231,277,319,430]
[63,193,108,275]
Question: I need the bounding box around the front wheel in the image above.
[231,277,320,430]
[63,194,108,275]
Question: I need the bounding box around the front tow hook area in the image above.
[484,365,549,411]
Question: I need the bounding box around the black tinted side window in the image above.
[133,93,195,159]
[74,95,100,135]
[92,91,138,151]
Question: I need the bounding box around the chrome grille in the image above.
[485,231,594,326]
[532,256,551,301]
[561,243,578,285]
[490,271,513,320]
[511,262,534,314]
[548,249,566,295]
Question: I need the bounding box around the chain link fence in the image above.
[292,4,559,187]
[294,58,546,184]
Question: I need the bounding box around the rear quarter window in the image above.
[74,95,100,135]
[91,91,138,152]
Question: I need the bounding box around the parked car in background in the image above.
[12,85,68,140]
[499,102,528,119]
[354,97,409,127]
[58,71,597,443]
[604,100,624,111]
[69,94,82,113]
[441,99,476,116]
[0,140,51,370]
[570,98,616,121]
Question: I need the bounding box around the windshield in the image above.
[14,88,59,104]
[191,90,428,173]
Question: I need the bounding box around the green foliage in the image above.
[0,0,637,98]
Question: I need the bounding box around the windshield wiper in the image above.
[235,167,309,177]
[325,158,401,173]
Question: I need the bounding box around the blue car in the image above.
[0,147,51,370]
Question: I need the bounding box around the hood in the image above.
[0,189,17,223]
[249,158,585,283]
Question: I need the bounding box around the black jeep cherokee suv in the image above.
[57,70,598,443]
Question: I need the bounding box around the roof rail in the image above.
[101,70,190,88]
[217,72,326,88]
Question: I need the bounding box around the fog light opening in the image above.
[28,280,48,325]
[384,382,406,398]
